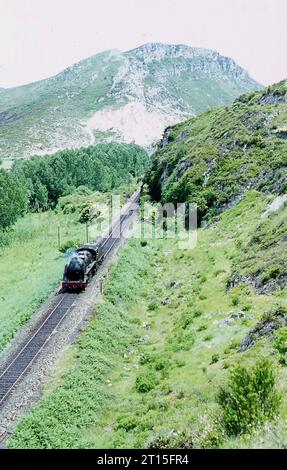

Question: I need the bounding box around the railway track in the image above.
[0,191,139,409]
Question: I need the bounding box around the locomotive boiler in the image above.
[62,244,103,291]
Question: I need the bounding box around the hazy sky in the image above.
[0,0,286,88]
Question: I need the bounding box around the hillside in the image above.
[145,80,287,221]
[3,80,287,449]
[0,43,260,160]
[7,191,287,449]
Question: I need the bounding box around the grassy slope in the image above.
[0,51,123,159]
[145,80,287,220]
[8,190,287,449]
[145,79,287,297]
[0,184,135,353]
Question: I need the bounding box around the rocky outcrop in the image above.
[260,90,287,105]
[240,307,287,352]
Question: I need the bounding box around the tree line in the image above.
[0,143,150,230]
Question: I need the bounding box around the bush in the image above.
[135,369,157,393]
[204,334,213,342]
[59,239,80,253]
[274,328,287,364]
[177,311,194,329]
[148,300,158,311]
[171,329,195,352]
[231,296,239,306]
[154,356,170,371]
[210,353,219,364]
[146,429,193,449]
[116,415,138,431]
[139,353,169,371]
[217,358,281,435]
[197,324,207,332]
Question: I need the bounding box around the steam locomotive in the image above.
[62,244,103,291]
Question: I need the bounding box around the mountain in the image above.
[0,43,260,160]
[145,80,287,219]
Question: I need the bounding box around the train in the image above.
[61,188,140,292]
[62,243,103,291]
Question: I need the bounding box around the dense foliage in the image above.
[0,169,28,229]
[145,80,287,223]
[0,143,149,230]
[13,143,149,210]
[218,359,281,435]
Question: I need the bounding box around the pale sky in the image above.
[0,0,286,88]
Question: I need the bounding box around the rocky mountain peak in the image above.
[0,43,261,161]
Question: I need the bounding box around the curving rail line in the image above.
[0,190,140,408]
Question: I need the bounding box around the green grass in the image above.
[0,184,135,353]
[8,190,287,449]
[145,80,287,222]
[229,199,287,293]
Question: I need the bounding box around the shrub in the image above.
[231,296,239,306]
[274,328,287,364]
[146,429,193,449]
[224,339,240,354]
[197,324,207,332]
[171,330,195,352]
[175,358,186,368]
[154,356,170,371]
[214,269,226,277]
[261,263,284,283]
[139,353,152,365]
[204,334,213,342]
[59,239,80,253]
[139,353,169,371]
[116,415,138,431]
[211,353,219,364]
[135,369,157,393]
[79,203,101,223]
[177,312,194,329]
[217,358,281,435]
[148,300,158,311]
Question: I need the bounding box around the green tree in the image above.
[0,169,28,229]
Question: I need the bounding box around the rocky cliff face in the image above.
[0,43,260,159]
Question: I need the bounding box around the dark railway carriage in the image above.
[62,243,103,291]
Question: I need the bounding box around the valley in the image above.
[0,53,286,449]
[6,189,287,449]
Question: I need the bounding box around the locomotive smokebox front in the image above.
[66,257,85,281]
